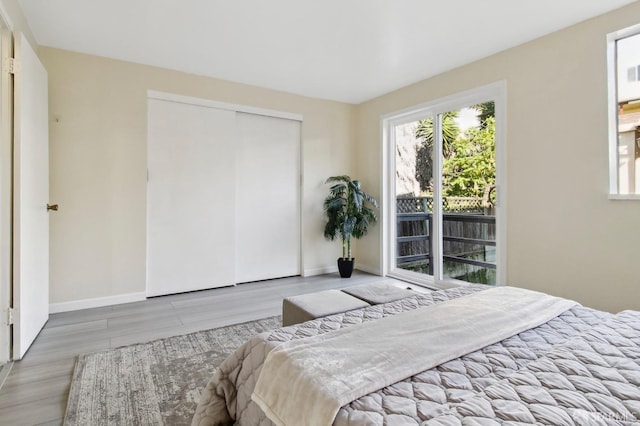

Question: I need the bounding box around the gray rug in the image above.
[64,316,281,425]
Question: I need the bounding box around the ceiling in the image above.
[18,0,638,104]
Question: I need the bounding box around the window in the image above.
[608,24,640,198]
[382,82,507,289]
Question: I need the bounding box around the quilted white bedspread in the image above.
[191,285,638,425]
[252,287,577,426]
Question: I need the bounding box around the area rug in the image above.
[64,316,281,425]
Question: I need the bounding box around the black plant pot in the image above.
[337,258,354,278]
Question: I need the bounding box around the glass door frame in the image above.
[381,82,507,289]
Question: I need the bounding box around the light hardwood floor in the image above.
[0,272,414,425]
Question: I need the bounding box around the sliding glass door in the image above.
[386,85,504,287]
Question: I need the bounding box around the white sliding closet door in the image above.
[235,113,301,283]
[147,99,237,296]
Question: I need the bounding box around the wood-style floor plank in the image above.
[0,272,413,425]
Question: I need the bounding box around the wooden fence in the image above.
[396,196,496,277]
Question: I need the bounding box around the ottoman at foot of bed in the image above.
[282,289,370,326]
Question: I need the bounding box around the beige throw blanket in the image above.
[251,286,578,426]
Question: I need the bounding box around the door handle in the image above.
[47,204,58,212]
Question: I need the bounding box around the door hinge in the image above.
[6,307,14,325]
[3,57,16,75]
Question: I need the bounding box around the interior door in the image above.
[12,32,50,359]
[235,113,301,283]
[147,95,303,296]
[146,98,237,296]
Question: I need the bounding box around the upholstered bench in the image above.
[282,283,421,326]
[342,282,417,304]
[282,289,369,326]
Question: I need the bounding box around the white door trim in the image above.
[0,28,11,365]
[147,90,303,122]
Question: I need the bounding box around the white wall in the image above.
[617,33,640,103]
[41,48,355,305]
[354,2,640,313]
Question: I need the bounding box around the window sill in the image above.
[608,194,640,200]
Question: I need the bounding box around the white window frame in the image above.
[607,23,640,200]
[380,81,507,289]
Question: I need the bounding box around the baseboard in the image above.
[305,264,381,277]
[49,292,147,314]
[303,265,338,277]
[355,264,381,275]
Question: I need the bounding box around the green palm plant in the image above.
[415,111,460,192]
[323,175,378,259]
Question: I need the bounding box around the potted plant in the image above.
[323,175,378,278]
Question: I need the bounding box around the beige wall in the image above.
[355,2,640,313]
[41,47,355,304]
[41,2,640,311]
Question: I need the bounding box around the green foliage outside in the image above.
[473,102,495,130]
[415,111,459,192]
[415,102,496,198]
[443,117,495,197]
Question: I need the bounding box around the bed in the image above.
[191,285,640,425]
